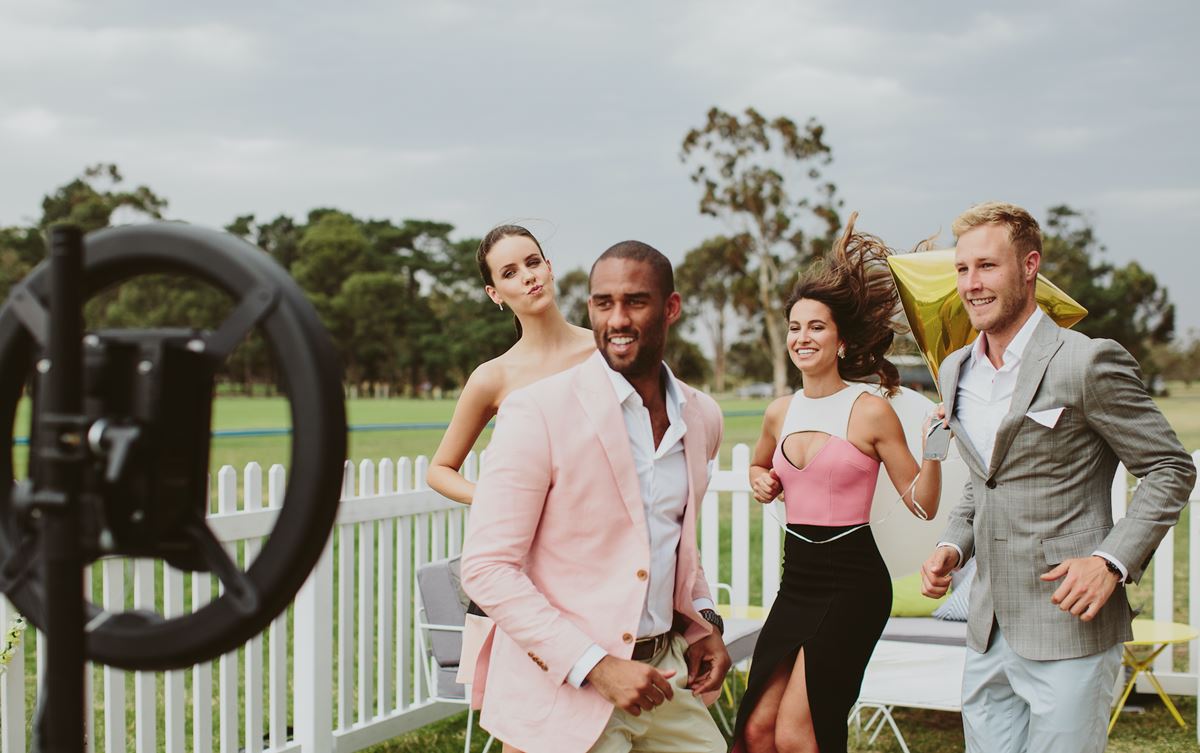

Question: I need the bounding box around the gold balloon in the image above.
[886,249,1087,387]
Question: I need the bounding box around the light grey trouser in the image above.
[962,625,1121,753]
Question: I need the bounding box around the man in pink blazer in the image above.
[461,241,730,753]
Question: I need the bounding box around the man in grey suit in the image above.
[920,201,1196,753]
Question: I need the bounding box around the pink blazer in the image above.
[460,353,723,753]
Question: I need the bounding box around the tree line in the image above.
[0,110,1189,397]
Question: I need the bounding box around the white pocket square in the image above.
[1026,407,1065,428]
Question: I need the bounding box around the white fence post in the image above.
[396,457,414,711]
[377,459,396,716]
[731,444,751,607]
[267,464,290,749]
[133,558,157,753]
[0,595,25,753]
[243,462,264,753]
[217,467,240,753]
[358,459,377,724]
[337,461,355,730]
[102,558,126,753]
[295,475,335,753]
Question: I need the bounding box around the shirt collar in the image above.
[970,306,1044,369]
[602,356,686,412]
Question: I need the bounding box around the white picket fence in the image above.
[0,446,1198,752]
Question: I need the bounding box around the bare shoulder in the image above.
[855,392,894,417]
[760,395,791,431]
[568,326,597,363]
[460,356,508,411]
[764,395,791,418]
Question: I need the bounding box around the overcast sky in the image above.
[2,0,1197,334]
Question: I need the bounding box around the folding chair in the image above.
[415,556,495,753]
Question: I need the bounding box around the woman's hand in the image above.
[920,403,949,456]
[751,468,782,504]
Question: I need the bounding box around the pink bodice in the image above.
[773,436,880,525]
[772,383,882,526]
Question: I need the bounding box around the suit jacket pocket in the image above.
[1042,525,1110,567]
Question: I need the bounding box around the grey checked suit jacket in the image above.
[938,314,1196,660]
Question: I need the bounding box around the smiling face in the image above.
[484,234,554,312]
[786,298,841,376]
[587,257,680,379]
[954,223,1039,338]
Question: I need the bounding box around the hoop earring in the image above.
[837,345,846,359]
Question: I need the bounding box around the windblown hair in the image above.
[589,240,675,298]
[784,211,907,396]
[951,201,1042,258]
[476,224,547,337]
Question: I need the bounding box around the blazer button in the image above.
[986,479,997,489]
[622,632,633,643]
[636,569,648,581]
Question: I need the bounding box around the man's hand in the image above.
[751,469,782,504]
[684,631,731,696]
[1041,556,1121,622]
[585,656,676,716]
[921,546,959,598]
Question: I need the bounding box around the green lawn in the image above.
[5,383,1200,752]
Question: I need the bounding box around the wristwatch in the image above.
[699,608,724,636]
[1097,556,1125,584]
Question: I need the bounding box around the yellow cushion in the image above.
[891,572,947,617]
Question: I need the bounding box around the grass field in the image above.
[6,383,1200,751]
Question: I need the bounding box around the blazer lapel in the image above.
[987,316,1064,477]
[573,354,646,527]
[941,347,988,476]
[681,397,706,509]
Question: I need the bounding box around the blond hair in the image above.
[952,201,1042,258]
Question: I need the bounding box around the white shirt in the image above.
[940,307,1126,578]
[955,306,1045,468]
[566,359,716,687]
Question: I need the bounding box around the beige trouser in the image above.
[587,635,726,753]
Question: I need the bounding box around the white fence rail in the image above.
[1,446,1197,752]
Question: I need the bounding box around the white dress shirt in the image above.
[940,307,1126,578]
[955,306,1045,468]
[566,361,716,687]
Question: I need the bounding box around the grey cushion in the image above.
[932,558,976,622]
[434,664,466,700]
[880,617,968,646]
[416,557,467,667]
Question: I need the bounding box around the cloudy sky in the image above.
[2,0,1197,333]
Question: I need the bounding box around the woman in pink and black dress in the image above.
[734,214,945,753]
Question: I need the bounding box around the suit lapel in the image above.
[941,348,988,476]
[573,354,645,527]
[987,316,1064,477]
[681,396,706,508]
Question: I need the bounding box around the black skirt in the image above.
[733,523,892,753]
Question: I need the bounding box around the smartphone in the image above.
[924,420,953,461]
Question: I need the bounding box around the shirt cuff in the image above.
[566,643,607,688]
[936,542,964,570]
[1092,551,1129,582]
[693,598,716,613]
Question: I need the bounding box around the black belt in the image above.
[631,632,672,662]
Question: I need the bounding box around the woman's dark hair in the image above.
[784,211,907,396]
[476,224,546,336]
[476,224,545,286]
